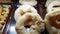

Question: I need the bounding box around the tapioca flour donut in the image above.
[45,10,60,34]
[14,5,44,34]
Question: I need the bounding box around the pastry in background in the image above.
[0,5,10,30]
[0,0,11,3]
[47,1,60,13]
[0,21,5,24]
[45,0,60,7]
[19,0,37,6]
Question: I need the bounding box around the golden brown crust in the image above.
[49,14,60,29]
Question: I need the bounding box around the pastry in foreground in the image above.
[14,5,44,34]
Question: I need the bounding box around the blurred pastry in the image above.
[0,21,5,24]
[19,0,37,6]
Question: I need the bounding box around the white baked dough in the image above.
[45,10,60,34]
[47,1,60,12]
[14,5,44,34]
[45,0,60,7]
[19,0,37,6]
[15,13,44,34]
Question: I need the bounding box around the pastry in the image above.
[47,1,60,13]
[45,0,60,7]
[19,0,37,6]
[15,5,44,34]
[45,10,60,34]
[0,21,5,24]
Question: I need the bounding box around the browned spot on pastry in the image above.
[20,11,25,16]
[20,10,31,16]
[24,16,34,26]
[50,14,60,29]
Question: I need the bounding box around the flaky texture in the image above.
[19,0,37,6]
[47,1,60,13]
[14,5,44,34]
[45,10,60,34]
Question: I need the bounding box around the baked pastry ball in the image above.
[14,5,38,21]
[45,10,60,34]
[47,1,60,13]
[19,0,37,6]
[14,5,44,34]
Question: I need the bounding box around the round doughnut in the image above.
[19,0,37,6]
[45,10,60,34]
[15,13,44,34]
[14,5,38,21]
[47,1,60,12]
[14,5,44,34]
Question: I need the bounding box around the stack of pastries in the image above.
[0,5,10,29]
